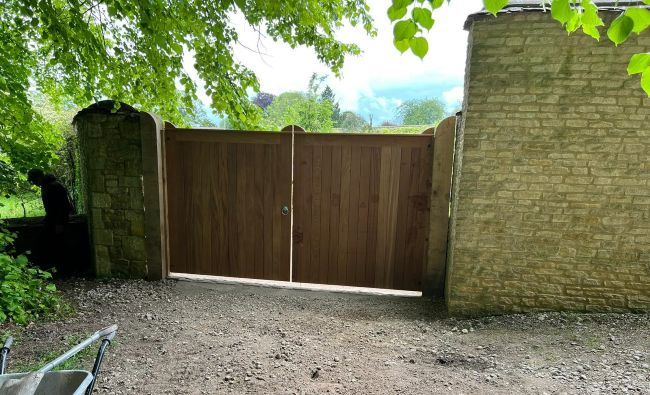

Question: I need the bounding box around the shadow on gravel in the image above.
[173,279,449,322]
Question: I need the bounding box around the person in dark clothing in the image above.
[27,168,74,273]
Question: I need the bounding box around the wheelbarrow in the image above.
[0,325,117,395]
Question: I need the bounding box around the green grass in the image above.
[7,334,103,373]
[331,124,437,135]
[0,194,44,219]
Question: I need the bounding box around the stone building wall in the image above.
[74,103,162,278]
[446,11,650,314]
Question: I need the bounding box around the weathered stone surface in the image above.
[447,12,650,315]
[75,106,148,279]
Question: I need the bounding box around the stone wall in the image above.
[74,102,165,279]
[446,11,650,314]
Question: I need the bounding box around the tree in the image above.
[395,98,446,126]
[253,93,277,111]
[0,94,63,196]
[179,100,220,127]
[388,0,650,96]
[320,86,341,126]
[261,74,337,132]
[338,111,369,132]
[0,0,374,190]
[262,92,334,132]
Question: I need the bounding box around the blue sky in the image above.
[188,0,484,125]
[356,81,465,123]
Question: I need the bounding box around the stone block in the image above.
[122,236,146,261]
[446,11,650,316]
[91,193,111,208]
[94,229,114,246]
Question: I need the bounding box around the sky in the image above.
[188,0,484,124]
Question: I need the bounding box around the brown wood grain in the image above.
[293,134,434,291]
[165,130,291,281]
[423,117,456,297]
[164,129,439,292]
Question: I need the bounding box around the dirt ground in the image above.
[2,279,649,394]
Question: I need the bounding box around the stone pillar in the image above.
[73,101,166,279]
[445,11,650,314]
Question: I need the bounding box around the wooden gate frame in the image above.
[157,118,456,296]
[422,116,456,297]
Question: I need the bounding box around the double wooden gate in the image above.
[164,121,454,293]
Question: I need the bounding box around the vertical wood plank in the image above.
[328,146,342,284]
[214,143,229,275]
[165,133,180,273]
[393,147,412,290]
[235,144,247,278]
[375,147,391,287]
[347,146,361,286]
[227,143,238,277]
[263,145,274,279]
[253,144,265,278]
[310,146,323,284]
[356,147,371,287]
[412,146,431,290]
[279,134,292,281]
[199,144,213,276]
[297,143,313,282]
[365,147,380,288]
[424,117,455,297]
[384,146,402,288]
[319,147,332,284]
[337,146,351,285]
[403,148,422,290]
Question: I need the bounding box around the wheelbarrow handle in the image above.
[97,325,118,339]
[84,337,113,395]
[0,336,13,375]
[38,325,118,373]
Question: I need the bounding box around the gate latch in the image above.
[281,206,290,216]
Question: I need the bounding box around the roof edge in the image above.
[464,4,649,30]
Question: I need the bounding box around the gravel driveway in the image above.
[2,279,649,394]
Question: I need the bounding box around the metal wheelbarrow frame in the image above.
[0,325,117,395]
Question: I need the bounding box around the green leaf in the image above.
[552,0,572,25]
[409,37,429,59]
[483,0,508,16]
[393,20,418,41]
[566,11,582,33]
[394,39,410,53]
[625,8,650,34]
[429,0,445,9]
[412,7,434,30]
[392,0,414,9]
[628,53,650,75]
[387,5,407,22]
[642,68,650,96]
[607,15,634,45]
[580,0,604,39]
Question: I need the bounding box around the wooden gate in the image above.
[292,134,434,291]
[164,129,292,281]
[163,120,455,294]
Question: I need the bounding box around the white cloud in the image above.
[187,0,484,117]
[443,86,465,105]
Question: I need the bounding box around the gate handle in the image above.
[281,206,289,216]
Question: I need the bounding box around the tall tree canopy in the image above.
[395,98,446,126]
[261,92,334,132]
[253,93,277,112]
[338,111,370,131]
[0,0,374,190]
